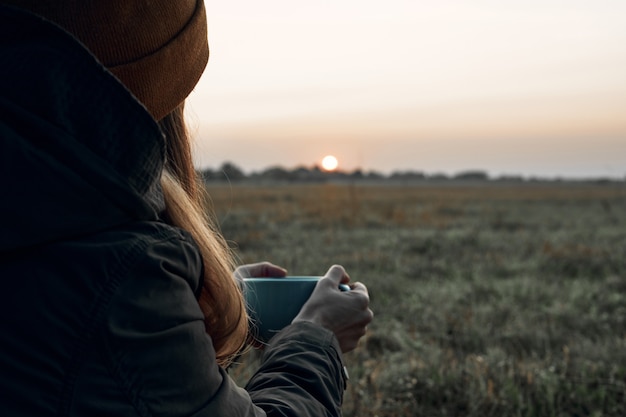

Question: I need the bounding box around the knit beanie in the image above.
[3,0,209,120]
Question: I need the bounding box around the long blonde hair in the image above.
[158,103,247,367]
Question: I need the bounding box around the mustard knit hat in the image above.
[4,0,209,120]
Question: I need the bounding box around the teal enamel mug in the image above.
[243,276,320,343]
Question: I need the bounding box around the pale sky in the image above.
[187,0,626,179]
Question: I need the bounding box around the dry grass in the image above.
[206,180,626,416]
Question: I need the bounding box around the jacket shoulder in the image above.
[72,221,220,416]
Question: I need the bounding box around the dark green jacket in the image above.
[0,5,345,416]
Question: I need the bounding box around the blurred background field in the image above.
[206,181,626,416]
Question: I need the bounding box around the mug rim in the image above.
[243,276,321,282]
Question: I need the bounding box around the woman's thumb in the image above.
[323,265,349,286]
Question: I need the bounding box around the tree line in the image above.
[200,161,623,183]
[199,161,570,183]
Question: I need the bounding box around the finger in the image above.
[360,308,374,326]
[243,261,287,278]
[258,262,288,277]
[350,295,369,311]
[321,265,349,287]
[348,281,368,293]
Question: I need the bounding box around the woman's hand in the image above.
[293,265,373,353]
[234,261,287,281]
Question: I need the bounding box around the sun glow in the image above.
[321,155,339,171]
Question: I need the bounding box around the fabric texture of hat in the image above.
[2,0,209,120]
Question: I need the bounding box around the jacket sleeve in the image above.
[103,232,265,417]
[103,231,345,417]
[246,321,347,417]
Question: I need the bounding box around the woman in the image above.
[0,1,373,416]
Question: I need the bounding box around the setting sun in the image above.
[321,155,339,171]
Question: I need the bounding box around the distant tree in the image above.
[260,166,291,181]
[198,168,218,182]
[454,170,489,181]
[365,170,385,180]
[428,173,450,181]
[349,169,364,180]
[495,175,524,182]
[390,170,426,180]
[219,161,246,181]
[309,165,328,181]
[292,166,321,182]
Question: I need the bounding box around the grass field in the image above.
[205,180,626,417]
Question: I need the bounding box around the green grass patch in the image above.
[208,182,626,416]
